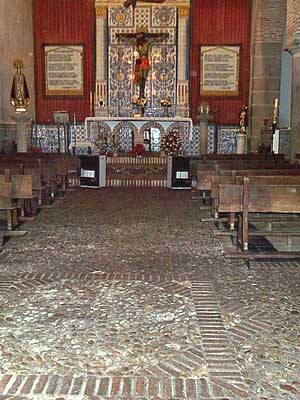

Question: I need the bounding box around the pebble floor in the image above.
[0,187,299,400]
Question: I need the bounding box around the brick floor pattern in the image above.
[0,272,248,399]
[0,188,299,399]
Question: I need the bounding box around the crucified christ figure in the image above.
[116,30,168,99]
[124,0,167,10]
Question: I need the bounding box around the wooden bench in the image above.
[11,175,39,218]
[196,160,294,192]
[210,171,300,223]
[217,177,300,260]
[0,180,27,252]
[0,153,80,196]
[24,167,51,206]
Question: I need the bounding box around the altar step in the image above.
[106,156,168,188]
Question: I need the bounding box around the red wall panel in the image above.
[190,0,251,125]
[33,0,95,123]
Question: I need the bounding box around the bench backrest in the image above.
[11,175,33,199]
[24,167,42,189]
[0,181,13,209]
[218,178,300,213]
[220,169,300,177]
[235,175,300,186]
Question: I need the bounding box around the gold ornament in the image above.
[95,6,107,18]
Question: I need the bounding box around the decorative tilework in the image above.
[207,124,217,153]
[184,125,198,156]
[217,126,239,154]
[109,7,133,28]
[152,7,176,27]
[0,124,16,150]
[32,125,67,153]
[135,6,151,29]
[183,124,217,156]
[108,5,177,118]
[71,125,87,143]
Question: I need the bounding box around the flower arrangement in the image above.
[94,134,114,156]
[133,97,147,107]
[161,130,182,156]
[160,96,172,108]
[129,143,147,157]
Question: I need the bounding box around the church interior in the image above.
[0,0,300,399]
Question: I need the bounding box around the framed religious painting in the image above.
[200,45,240,97]
[44,44,84,96]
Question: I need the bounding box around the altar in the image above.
[83,116,193,154]
[69,116,192,187]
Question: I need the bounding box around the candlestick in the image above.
[273,98,279,125]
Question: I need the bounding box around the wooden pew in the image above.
[217,177,300,259]
[11,175,39,218]
[210,171,300,223]
[0,153,80,196]
[0,180,27,252]
[24,167,51,206]
[198,164,300,193]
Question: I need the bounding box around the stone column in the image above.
[95,5,108,116]
[198,114,211,155]
[236,133,247,154]
[12,114,30,152]
[290,46,300,160]
[176,6,190,116]
[249,0,286,151]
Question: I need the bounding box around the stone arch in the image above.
[113,121,139,152]
[165,122,182,137]
[90,121,112,143]
[140,122,165,153]
[139,122,165,138]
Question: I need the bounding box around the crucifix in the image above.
[116,30,168,100]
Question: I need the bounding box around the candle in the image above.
[206,105,210,114]
[73,113,76,126]
[274,98,279,108]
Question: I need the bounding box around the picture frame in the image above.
[200,45,240,97]
[44,44,84,96]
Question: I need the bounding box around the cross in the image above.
[116,30,168,99]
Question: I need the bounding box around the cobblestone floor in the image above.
[0,188,299,399]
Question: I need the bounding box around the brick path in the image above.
[0,188,299,399]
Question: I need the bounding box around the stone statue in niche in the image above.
[10,60,30,113]
[123,0,167,10]
[117,30,168,100]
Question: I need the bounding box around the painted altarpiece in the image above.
[94,0,190,118]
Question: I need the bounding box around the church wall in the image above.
[286,0,300,48]
[0,0,35,150]
[189,0,251,125]
[249,0,286,151]
[33,0,95,123]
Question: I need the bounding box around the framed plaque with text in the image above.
[200,45,240,97]
[44,45,84,96]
